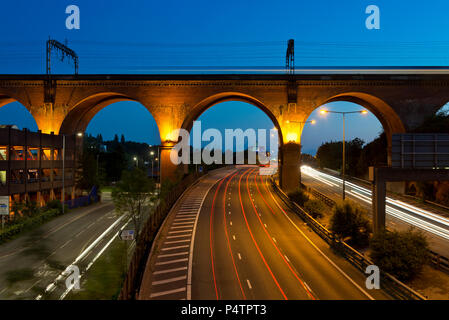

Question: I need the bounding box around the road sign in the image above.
[392,133,449,169]
[120,229,135,241]
[0,196,9,216]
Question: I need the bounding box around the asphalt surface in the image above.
[301,166,449,257]
[142,166,391,300]
[0,199,128,300]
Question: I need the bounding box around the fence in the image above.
[271,179,426,300]
[64,186,100,209]
[118,172,202,300]
[306,184,449,275]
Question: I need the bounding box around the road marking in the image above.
[150,287,186,298]
[272,237,277,243]
[158,252,189,258]
[168,229,193,234]
[59,239,72,249]
[161,245,189,251]
[164,239,191,245]
[230,221,233,226]
[171,225,194,230]
[266,179,375,300]
[228,211,231,215]
[152,276,187,286]
[153,266,187,275]
[264,223,268,228]
[232,235,236,240]
[238,253,242,260]
[155,258,188,266]
[284,255,290,263]
[166,234,191,239]
[172,221,195,226]
[246,279,252,289]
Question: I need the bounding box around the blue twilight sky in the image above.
[1,0,449,154]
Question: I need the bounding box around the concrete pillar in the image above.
[280,142,301,194]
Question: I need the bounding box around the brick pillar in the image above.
[280,142,301,194]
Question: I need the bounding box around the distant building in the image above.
[0,127,80,213]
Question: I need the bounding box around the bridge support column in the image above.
[370,168,386,235]
[160,144,179,185]
[280,142,301,194]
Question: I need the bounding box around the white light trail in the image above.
[301,166,449,241]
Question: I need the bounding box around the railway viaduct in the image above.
[1,72,448,193]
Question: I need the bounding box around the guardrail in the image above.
[306,184,449,275]
[118,172,203,300]
[271,179,426,300]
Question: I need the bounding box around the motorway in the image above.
[0,199,130,300]
[301,166,449,257]
[140,166,391,300]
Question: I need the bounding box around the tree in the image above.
[329,201,371,247]
[120,134,125,144]
[370,229,430,281]
[288,188,309,207]
[112,168,156,241]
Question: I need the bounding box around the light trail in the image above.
[301,166,449,241]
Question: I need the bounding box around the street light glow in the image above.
[311,119,316,124]
[320,109,328,115]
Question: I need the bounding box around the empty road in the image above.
[140,166,391,300]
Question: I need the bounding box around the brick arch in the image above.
[0,94,39,129]
[59,92,161,136]
[306,92,407,164]
[180,92,284,145]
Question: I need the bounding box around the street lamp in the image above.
[133,156,138,167]
[320,109,368,200]
[150,151,155,177]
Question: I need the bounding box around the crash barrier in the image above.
[118,172,203,300]
[306,184,449,275]
[271,179,426,300]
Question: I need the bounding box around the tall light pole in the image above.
[320,109,368,200]
[150,151,155,177]
[133,156,138,168]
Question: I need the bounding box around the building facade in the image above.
[0,126,78,213]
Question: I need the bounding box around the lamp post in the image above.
[133,156,138,168]
[320,109,368,200]
[150,151,155,177]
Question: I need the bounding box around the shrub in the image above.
[370,229,430,281]
[288,188,309,207]
[304,199,325,219]
[45,200,63,214]
[329,201,371,247]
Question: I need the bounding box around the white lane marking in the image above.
[172,221,195,226]
[173,218,196,222]
[284,255,290,263]
[59,239,72,249]
[272,237,277,243]
[264,223,268,228]
[230,221,233,226]
[228,211,231,215]
[161,245,189,251]
[155,258,188,266]
[166,234,191,239]
[150,287,186,298]
[158,252,189,258]
[168,229,193,234]
[153,266,187,275]
[187,174,229,301]
[232,235,236,240]
[152,276,187,286]
[171,225,194,230]
[164,239,191,245]
[238,253,242,260]
[267,181,375,300]
[246,279,252,289]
